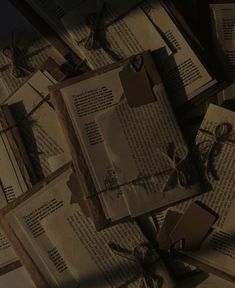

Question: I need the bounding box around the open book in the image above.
[0,59,71,277]
[156,104,235,283]
[50,51,208,229]
[2,62,71,182]
[0,164,174,288]
[61,0,218,107]
[20,0,222,107]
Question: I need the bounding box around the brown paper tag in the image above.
[170,202,218,251]
[119,54,155,107]
[157,210,182,251]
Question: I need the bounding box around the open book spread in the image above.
[4,166,173,288]
[62,0,170,66]
[42,205,174,288]
[5,70,71,180]
[160,104,235,278]
[5,167,78,288]
[0,1,235,287]
[58,54,204,222]
[61,0,216,106]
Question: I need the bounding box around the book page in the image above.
[62,0,171,68]
[0,123,27,202]
[172,105,235,277]
[0,185,7,210]
[142,0,215,105]
[0,121,28,273]
[0,0,52,102]
[97,84,202,217]
[6,168,78,288]
[5,71,71,180]
[0,229,18,269]
[0,266,36,288]
[61,67,129,221]
[196,274,234,288]
[211,3,235,81]
[42,203,174,288]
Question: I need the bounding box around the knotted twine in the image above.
[86,142,190,200]
[197,122,235,181]
[109,242,163,288]
[77,1,148,61]
[0,33,50,78]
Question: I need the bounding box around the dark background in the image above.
[174,0,213,48]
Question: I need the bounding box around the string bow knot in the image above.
[79,2,120,61]
[2,34,34,78]
[109,242,163,288]
[197,122,235,181]
[156,143,189,192]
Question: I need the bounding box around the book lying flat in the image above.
[156,104,235,283]
[50,51,209,229]
[61,0,218,107]
[19,0,225,107]
[0,59,71,277]
[2,60,71,182]
[0,164,174,288]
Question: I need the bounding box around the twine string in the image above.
[197,122,235,181]
[109,242,163,288]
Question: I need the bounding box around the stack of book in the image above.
[0,0,234,287]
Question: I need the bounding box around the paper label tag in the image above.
[119,55,156,107]
[170,202,218,250]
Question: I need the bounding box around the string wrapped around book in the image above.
[76,1,174,62]
[0,33,50,78]
[197,122,235,181]
[86,142,191,200]
[136,142,190,192]
[109,242,163,288]
[0,94,53,136]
